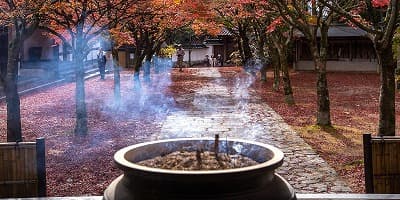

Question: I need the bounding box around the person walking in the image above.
[176,45,185,72]
[217,54,223,66]
[211,55,217,67]
[97,48,106,80]
[205,54,211,67]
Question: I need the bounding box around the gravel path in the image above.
[151,68,352,193]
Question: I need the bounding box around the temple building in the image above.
[293,25,378,72]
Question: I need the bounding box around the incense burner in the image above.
[103,138,296,200]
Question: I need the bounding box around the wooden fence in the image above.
[0,138,46,198]
[364,134,400,193]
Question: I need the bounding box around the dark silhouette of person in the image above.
[97,48,106,80]
[205,54,210,66]
[176,45,185,72]
[217,54,223,66]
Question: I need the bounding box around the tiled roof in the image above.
[204,38,223,45]
[295,25,368,38]
[325,26,367,37]
[218,28,233,36]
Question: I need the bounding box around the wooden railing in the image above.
[3,194,400,200]
[0,138,46,198]
[364,134,400,194]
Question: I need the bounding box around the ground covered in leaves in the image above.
[252,70,400,193]
[0,67,397,195]
[0,70,178,196]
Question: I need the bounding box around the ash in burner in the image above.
[137,151,259,170]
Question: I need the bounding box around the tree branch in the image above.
[320,0,380,35]
[381,0,400,49]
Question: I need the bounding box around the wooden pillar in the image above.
[363,133,374,193]
[36,138,46,197]
[223,37,227,64]
[349,40,353,61]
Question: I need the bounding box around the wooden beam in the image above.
[363,133,373,193]
[36,138,46,197]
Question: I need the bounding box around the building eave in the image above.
[294,25,368,38]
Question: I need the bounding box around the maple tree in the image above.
[173,0,220,68]
[320,0,399,136]
[242,1,270,82]
[221,1,278,88]
[270,0,341,126]
[105,4,138,108]
[106,30,125,108]
[183,0,221,36]
[250,1,295,105]
[118,0,186,87]
[42,0,132,136]
[269,47,281,91]
[0,0,50,142]
[252,21,269,82]
[208,1,271,83]
[213,0,255,64]
[3,0,396,140]
[204,1,295,105]
[267,20,295,105]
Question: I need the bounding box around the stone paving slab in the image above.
[150,68,352,193]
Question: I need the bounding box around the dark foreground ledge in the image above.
[3,194,400,200]
[298,194,400,199]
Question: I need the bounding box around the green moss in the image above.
[304,124,337,134]
[343,159,364,170]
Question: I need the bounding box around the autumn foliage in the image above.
[372,0,390,7]
[1,0,400,195]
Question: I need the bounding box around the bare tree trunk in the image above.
[0,27,6,85]
[4,16,39,141]
[254,23,268,82]
[133,47,143,73]
[154,56,160,74]
[272,34,295,105]
[260,63,268,82]
[238,24,253,64]
[311,26,332,126]
[376,45,396,136]
[143,44,157,83]
[316,66,331,126]
[5,38,22,142]
[143,58,151,83]
[143,34,153,83]
[111,47,121,107]
[133,69,141,90]
[133,47,145,90]
[74,64,87,135]
[271,49,280,92]
[73,31,88,136]
[74,56,87,135]
[279,51,295,105]
[236,37,244,65]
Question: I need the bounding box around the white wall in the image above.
[87,48,99,61]
[58,41,100,62]
[172,47,212,62]
[295,60,379,72]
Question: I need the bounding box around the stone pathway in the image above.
[151,68,352,193]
